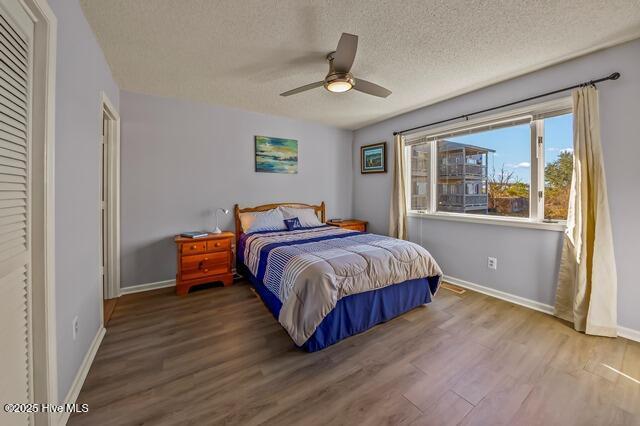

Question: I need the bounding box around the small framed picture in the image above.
[360,142,387,174]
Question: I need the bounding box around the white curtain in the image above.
[389,134,408,239]
[554,86,617,337]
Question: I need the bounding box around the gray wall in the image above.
[50,0,120,400]
[353,39,640,331]
[120,91,353,287]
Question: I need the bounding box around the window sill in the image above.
[407,211,566,232]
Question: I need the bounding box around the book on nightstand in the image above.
[180,231,209,239]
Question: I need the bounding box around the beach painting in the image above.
[361,142,387,174]
[255,135,298,174]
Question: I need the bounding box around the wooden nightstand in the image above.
[326,219,368,232]
[174,232,234,295]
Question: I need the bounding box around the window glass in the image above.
[438,123,531,218]
[410,143,431,210]
[544,113,573,220]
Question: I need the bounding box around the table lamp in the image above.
[213,208,229,234]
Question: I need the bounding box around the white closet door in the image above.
[0,1,33,425]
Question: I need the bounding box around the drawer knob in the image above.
[215,242,220,247]
[191,245,197,249]
[204,258,209,261]
[203,269,208,272]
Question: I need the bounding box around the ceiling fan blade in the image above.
[333,33,358,72]
[353,78,392,98]
[280,81,324,97]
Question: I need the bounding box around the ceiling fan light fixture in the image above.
[326,80,353,93]
[324,73,355,93]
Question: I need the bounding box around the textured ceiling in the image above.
[80,0,640,129]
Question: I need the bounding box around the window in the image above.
[544,114,573,220]
[406,100,573,225]
[409,144,431,210]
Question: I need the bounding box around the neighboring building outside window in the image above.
[410,144,430,210]
[437,141,494,215]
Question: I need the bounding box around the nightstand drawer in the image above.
[181,252,229,270]
[181,241,207,255]
[207,238,231,252]
[181,252,229,281]
[343,224,366,232]
[182,265,228,282]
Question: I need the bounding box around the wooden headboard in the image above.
[234,202,326,244]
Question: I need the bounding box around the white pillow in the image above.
[244,208,287,233]
[280,207,322,228]
[239,212,257,232]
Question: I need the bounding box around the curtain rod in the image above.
[393,72,621,136]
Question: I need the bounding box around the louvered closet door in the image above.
[0,1,33,425]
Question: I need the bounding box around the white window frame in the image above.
[405,97,572,232]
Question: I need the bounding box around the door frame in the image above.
[100,92,120,300]
[17,0,58,424]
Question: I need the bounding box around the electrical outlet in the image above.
[72,316,79,341]
[488,257,498,270]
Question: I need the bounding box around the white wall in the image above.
[49,0,120,400]
[120,91,353,287]
[353,39,640,332]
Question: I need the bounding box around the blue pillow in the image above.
[284,217,302,231]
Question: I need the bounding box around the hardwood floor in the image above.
[103,298,117,326]
[70,281,640,426]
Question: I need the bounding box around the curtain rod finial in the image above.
[610,72,621,80]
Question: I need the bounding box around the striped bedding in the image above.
[239,226,443,345]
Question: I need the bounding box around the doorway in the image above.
[100,93,120,325]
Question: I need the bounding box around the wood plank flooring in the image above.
[70,281,640,426]
[103,298,117,326]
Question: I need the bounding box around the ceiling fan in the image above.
[280,33,392,98]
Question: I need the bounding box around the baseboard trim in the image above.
[444,275,555,315]
[618,326,640,343]
[119,279,175,295]
[58,326,106,425]
[443,275,640,343]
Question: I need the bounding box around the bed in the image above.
[234,202,443,351]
